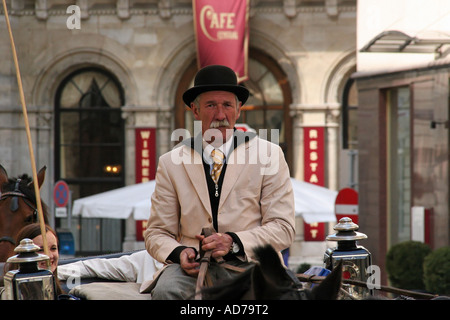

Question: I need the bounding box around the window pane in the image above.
[58,69,124,183]
[347,80,358,106]
[79,109,123,142]
[388,87,411,244]
[184,107,195,137]
[246,109,265,131]
[60,71,122,109]
[347,106,358,149]
[259,71,283,105]
[60,145,80,179]
[245,59,282,106]
[56,68,125,255]
[59,81,83,108]
[343,80,359,150]
[265,109,284,143]
[60,112,79,144]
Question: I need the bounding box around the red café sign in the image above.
[193,0,249,82]
[303,127,326,241]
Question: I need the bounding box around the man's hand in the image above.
[196,233,233,259]
[180,247,200,277]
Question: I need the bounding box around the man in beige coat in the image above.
[144,65,295,299]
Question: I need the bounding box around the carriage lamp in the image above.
[3,238,56,300]
[323,217,372,299]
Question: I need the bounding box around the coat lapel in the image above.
[179,131,257,215]
[219,135,255,209]
[181,142,212,216]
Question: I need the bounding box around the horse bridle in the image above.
[285,268,311,300]
[0,179,38,245]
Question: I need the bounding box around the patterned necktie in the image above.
[210,149,224,197]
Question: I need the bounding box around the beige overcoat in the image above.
[142,132,295,292]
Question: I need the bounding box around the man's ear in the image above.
[191,103,200,120]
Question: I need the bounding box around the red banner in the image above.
[193,0,249,82]
[136,219,147,242]
[303,127,326,241]
[135,128,156,183]
[135,128,155,240]
[304,127,325,185]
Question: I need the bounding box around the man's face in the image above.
[191,91,241,144]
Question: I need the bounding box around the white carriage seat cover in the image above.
[58,250,163,290]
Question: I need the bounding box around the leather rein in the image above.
[194,228,246,299]
[194,227,310,300]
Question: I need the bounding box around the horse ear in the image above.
[37,166,46,188]
[251,245,292,299]
[311,260,342,300]
[27,166,47,189]
[250,264,278,299]
[0,164,8,190]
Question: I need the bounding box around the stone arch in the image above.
[323,51,357,105]
[152,29,301,118]
[32,47,138,109]
[151,37,197,112]
[154,31,300,167]
[321,51,357,190]
[249,29,302,105]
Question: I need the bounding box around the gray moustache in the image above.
[210,120,230,128]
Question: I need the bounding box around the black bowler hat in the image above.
[182,65,249,107]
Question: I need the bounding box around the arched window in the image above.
[54,67,125,255]
[239,58,285,144]
[55,68,125,199]
[342,78,358,150]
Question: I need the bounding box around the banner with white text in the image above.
[135,128,156,183]
[303,127,326,241]
[193,0,249,82]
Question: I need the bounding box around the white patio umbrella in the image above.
[72,180,156,220]
[289,178,337,224]
[72,178,337,223]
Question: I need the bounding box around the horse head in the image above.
[0,164,48,262]
[202,245,342,300]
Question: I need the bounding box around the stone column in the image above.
[287,103,341,269]
[325,103,341,191]
[120,105,172,250]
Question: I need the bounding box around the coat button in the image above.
[208,217,212,223]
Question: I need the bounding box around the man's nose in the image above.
[215,105,226,120]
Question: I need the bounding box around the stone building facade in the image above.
[355,0,449,284]
[0,0,357,264]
